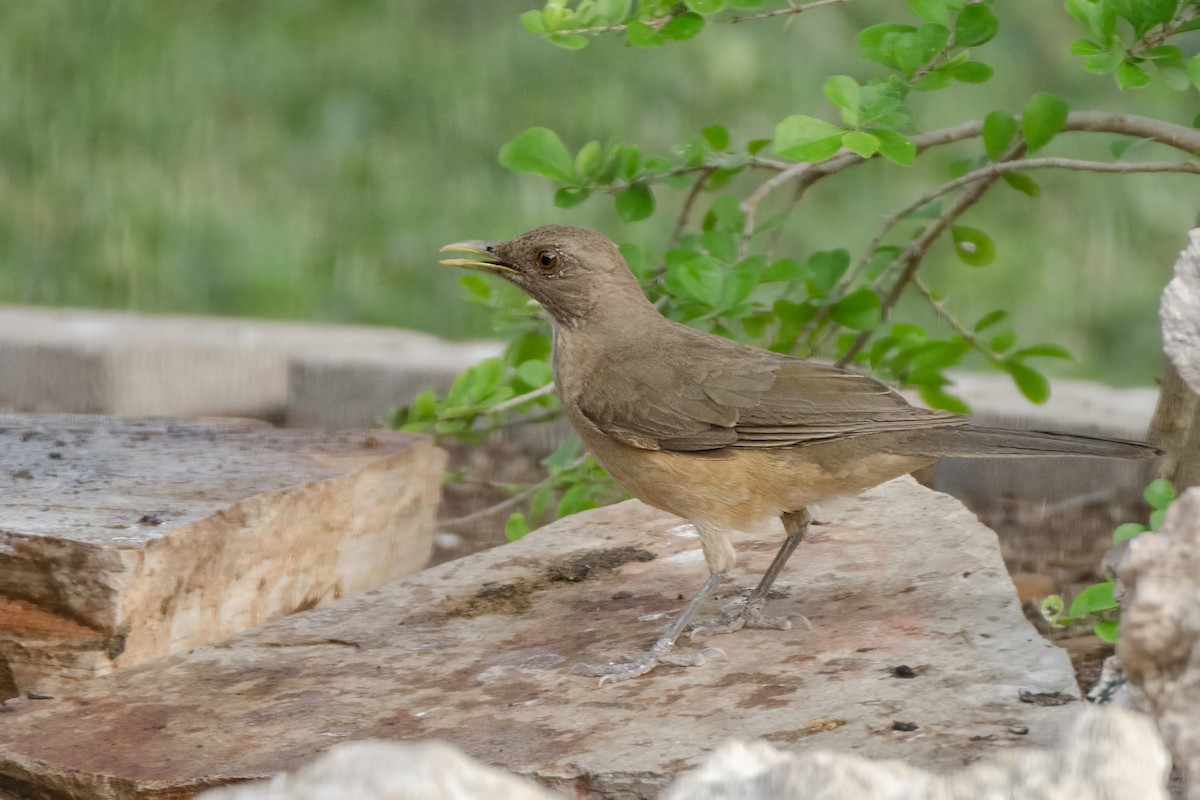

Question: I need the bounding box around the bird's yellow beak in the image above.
[438,240,515,273]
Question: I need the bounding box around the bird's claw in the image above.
[690,606,793,638]
[577,646,725,686]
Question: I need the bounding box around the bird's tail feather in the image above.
[933,425,1159,459]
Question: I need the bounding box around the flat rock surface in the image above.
[0,478,1079,799]
[0,414,442,696]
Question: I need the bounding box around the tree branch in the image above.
[671,167,715,247]
[558,0,847,36]
[740,112,1200,252]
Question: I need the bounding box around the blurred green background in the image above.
[1,1,1195,385]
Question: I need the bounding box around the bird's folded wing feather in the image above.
[575,331,965,452]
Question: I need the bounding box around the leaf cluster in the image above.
[1041,479,1177,642]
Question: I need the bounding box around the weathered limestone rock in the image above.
[197,707,1169,800]
[0,305,493,420]
[0,414,442,697]
[667,707,1168,799]
[0,478,1080,799]
[1161,230,1200,395]
[201,741,558,800]
[1118,486,1200,798]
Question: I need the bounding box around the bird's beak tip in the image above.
[438,240,513,273]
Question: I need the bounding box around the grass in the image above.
[0,0,1194,385]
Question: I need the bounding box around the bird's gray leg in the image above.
[691,508,811,637]
[578,570,727,684]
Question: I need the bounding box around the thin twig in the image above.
[911,274,999,360]
[739,112,1200,254]
[671,167,715,247]
[558,0,847,36]
[439,454,589,530]
[831,143,1025,366]
[486,383,556,415]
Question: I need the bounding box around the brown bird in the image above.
[441,225,1157,683]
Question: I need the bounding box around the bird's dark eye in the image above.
[536,249,558,270]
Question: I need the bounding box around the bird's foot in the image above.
[578,646,725,686]
[689,597,795,638]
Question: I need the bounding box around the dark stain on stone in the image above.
[737,676,803,709]
[543,547,655,583]
[764,717,846,743]
[444,580,536,617]
[1018,689,1076,706]
[443,547,656,618]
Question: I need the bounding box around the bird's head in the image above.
[440,225,650,327]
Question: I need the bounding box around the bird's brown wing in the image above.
[574,326,965,452]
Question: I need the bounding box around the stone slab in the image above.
[0,478,1079,799]
[0,305,495,420]
[0,414,443,696]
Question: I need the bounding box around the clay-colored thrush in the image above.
[441,225,1157,683]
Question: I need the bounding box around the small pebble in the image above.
[1009,725,1029,735]
[893,664,916,678]
[893,721,918,732]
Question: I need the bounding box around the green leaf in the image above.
[662,11,705,40]
[1144,478,1175,510]
[1064,0,1116,40]
[918,385,971,413]
[953,3,998,46]
[950,225,996,266]
[709,195,744,231]
[667,254,724,306]
[1012,344,1072,360]
[830,288,881,331]
[548,33,590,50]
[806,249,850,297]
[1004,360,1050,404]
[1069,39,1104,55]
[841,131,880,158]
[858,23,918,71]
[516,359,552,388]
[1113,522,1147,544]
[1021,92,1069,152]
[1002,172,1041,196]
[1188,54,1200,90]
[687,0,724,12]
[504,512,531,542]
[760,258,806,282]
[1150,508,1167,529]
[873,129,916,166]
[950,61,993,83]
[1110,137,1141,159]
[702,229,736,263]
[520,9,548,33]
[407,389,438,424]
[620,242,649,278]
[1141,45,1182,63]
[1115,60,1151,89]
[499,127,578,183]
[1069,580,1117,617]
[626,20,665,46]
[574,140,603,180]
[973,309,1008,332]
[989,330,1017,353]
[702,124,730,151]
[554,187,591,208]
[774,115,845,161]
[557,482,599,517]
[617,145,641,181]
[459,274,492,301]
[982,110,1017,160]
[908,0,956,24]
[615,184,655,221]
[824,75,861,127]
[1094,620,1119,643]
